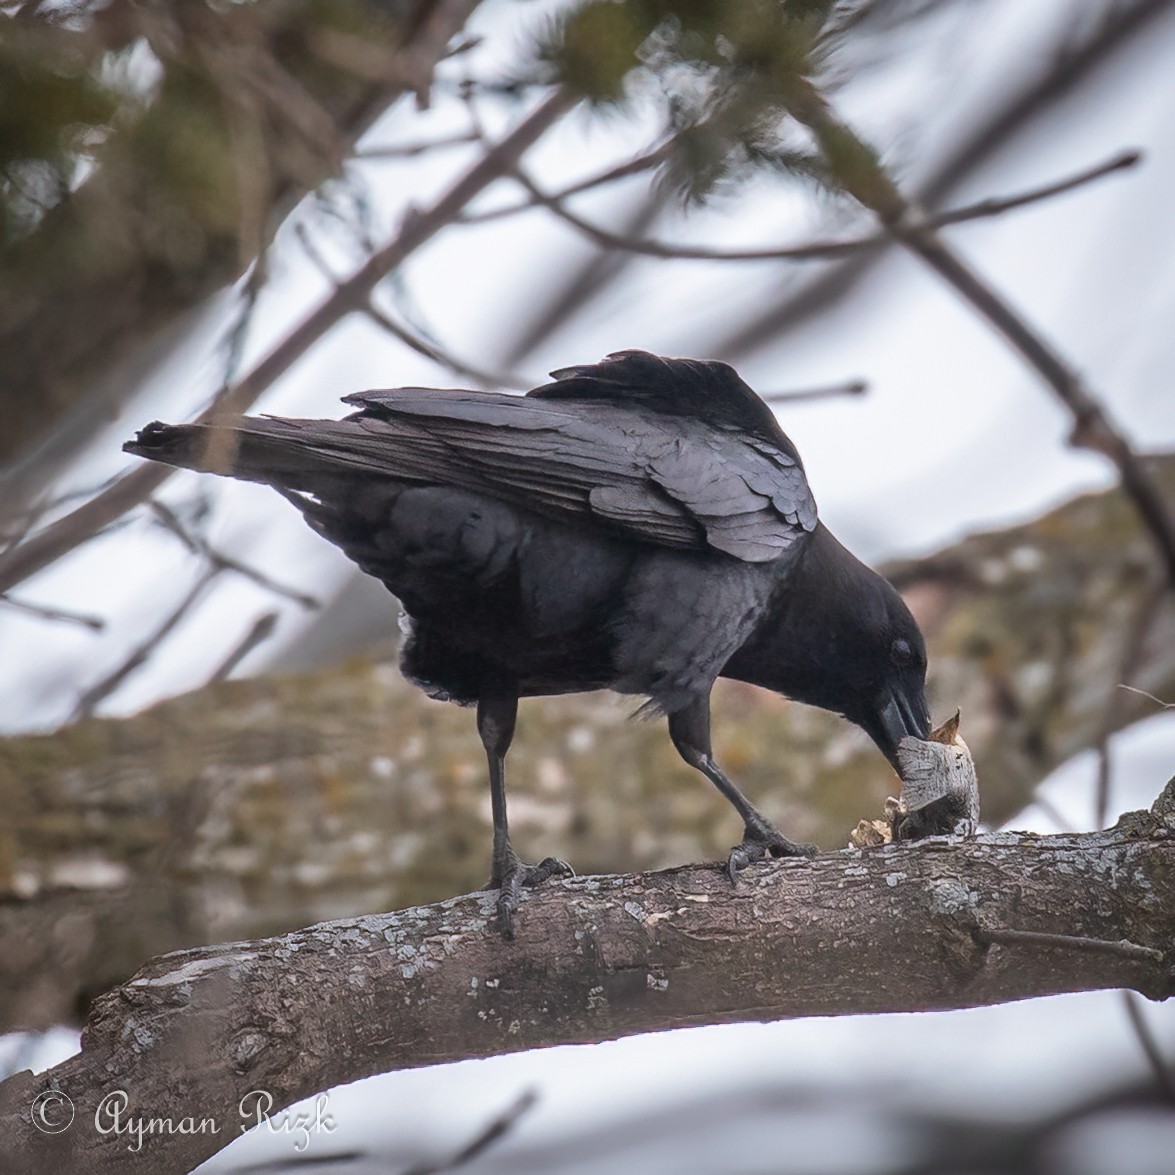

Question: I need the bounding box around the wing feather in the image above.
[340,361,817,562]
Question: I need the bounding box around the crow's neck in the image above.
[721,523,876,701]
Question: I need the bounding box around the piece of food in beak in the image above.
[849,710,979,846]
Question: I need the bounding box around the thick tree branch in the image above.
[2,458,1172,1034]
[1,799,1172,1175]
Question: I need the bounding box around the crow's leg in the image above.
[668,698,817,882]
[478,688,573,938]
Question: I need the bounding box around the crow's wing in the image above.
[533,350,799,456]
[344,368,816,563]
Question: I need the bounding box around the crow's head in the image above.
[800,575,930,771]
[729,524,931,773]
[840,605,931,772]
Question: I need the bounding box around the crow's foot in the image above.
[724,818,816,883]
[487,853,574,939]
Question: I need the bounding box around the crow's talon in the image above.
[724,825,816,883]
[525,856,575,886]
[490,854,575,939]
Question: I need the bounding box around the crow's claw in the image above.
[724,823,816,883]
[489,854,575,939]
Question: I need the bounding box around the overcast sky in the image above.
[4,3,1174,1170]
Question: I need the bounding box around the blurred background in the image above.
[1,0,1173,1171]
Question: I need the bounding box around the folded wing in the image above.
[345,361,817,563]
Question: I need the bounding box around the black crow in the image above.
[125,351,930,935]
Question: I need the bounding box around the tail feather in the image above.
[122,417,385,491]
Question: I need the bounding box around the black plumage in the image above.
[125,351,930,935]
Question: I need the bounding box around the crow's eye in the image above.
[892,638,913,666]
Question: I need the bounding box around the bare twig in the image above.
[149,500,321,610]
[762,379,868,403]
[293,222,534,389]
[462,94,677,371]
[1118,683,1174,709]
[0,476,123,553]
[459,143,672,223]
[355,130,479,159]
[205,611,280,685]
[715,0,1171,357]
[0,594,105,631]
[1095,575,1168,827]
[0,90,575,597]
[782,79,1175,586]
[507,149,1139,264]
[362,300,533,390]
[71,567,219,722]
[1122,991,1175,1103]
[307,0,482,105]
[933,149,1140,227]
[975,926,1165,964]
[402,1090,538,1175]
[1024,793,1077,833]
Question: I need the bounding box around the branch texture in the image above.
[2,797,1172,1174]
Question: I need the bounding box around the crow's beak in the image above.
[868,681,931,773]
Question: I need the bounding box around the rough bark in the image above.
[1,456,1172,1034]
[1,788,1172,1175]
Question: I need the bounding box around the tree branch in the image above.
[70,567,220,722]
[0,89,575,596]
[148,499,322,611]
[1,806,1171,1174]
[783,79,1175,587]
[3,458,1171,1034]
[458,143,673,224]
[0,0,485,504]
[506,149,1139,264]
[714,0,1171,357]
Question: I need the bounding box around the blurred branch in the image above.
[362,300,534,389]
[206,611,280,685]
[784,79,1175,587]
[403,1090,538,1175]
[1023,793,1077,833]
[70,567,219,722]
[356,130,479,158]
[459,142,672,223]
[0,0,485,510]
[149,499,321,610]
[292,220,534,389]
[0,90,575,597]
[761,379,868,403]
[2,806,1172,1173]
[0,594,105,632]
[1094,574,1168,827]
[508,148,1140,263]
[0,476,122,554]
[716,0,1173,357]
[1122,991,1175,1103]
[1118,684,1174,709]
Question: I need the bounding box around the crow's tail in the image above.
[122,416,381,491]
